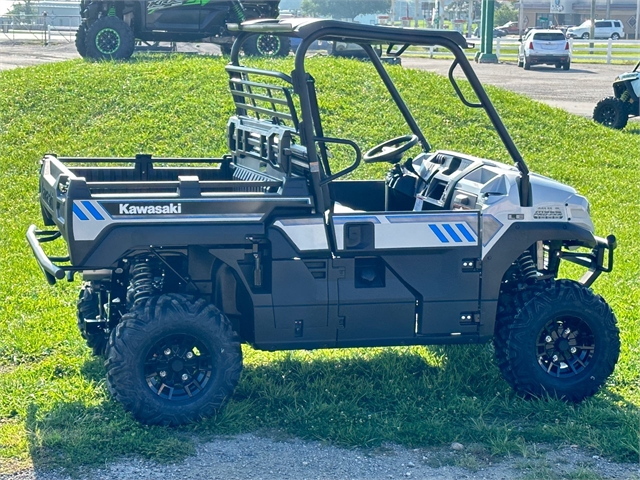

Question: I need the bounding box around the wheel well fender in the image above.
[211,258,254,342]
[479,222,595,336]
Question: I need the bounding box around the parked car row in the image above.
[484,19,625,40]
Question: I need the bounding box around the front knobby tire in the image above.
[593,96,629,129]
[77,283,108,356]
[105,294,243,426]
[494,280,619,402]
[85,16,135,60]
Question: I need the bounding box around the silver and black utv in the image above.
[29,18,619,426]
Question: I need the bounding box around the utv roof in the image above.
[228,18,470,49]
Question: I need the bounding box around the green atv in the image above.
[76,0,290,60]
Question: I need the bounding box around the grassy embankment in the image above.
[0,55,638,475]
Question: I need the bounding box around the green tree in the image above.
[444,0,481,20]
[493,2,517,26]
[7,0,35,16]
[301,0,391,21]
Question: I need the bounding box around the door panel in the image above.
[331,211,482,337]
[144,0,201,32]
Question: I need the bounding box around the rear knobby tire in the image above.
[75,25,88,58]
[85,16,135,61]
[77,282,108,356]
[593,96,629,129]
[243,34,290,57]
[494,279,619,402]
[105,294,243,426]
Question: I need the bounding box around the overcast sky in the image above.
[0,1,12,15]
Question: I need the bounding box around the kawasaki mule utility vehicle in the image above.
[29,18,619,426]
[76,0,289,60]
[593,60,640,129]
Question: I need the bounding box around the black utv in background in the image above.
[76,0,290,60]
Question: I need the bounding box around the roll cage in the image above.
[227,18,532,209]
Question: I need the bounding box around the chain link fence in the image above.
[0,13,80,45]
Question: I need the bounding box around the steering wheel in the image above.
[363,135,420,163]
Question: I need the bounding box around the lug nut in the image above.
[563,328,571,336]
[545,336,553,343]
[186,351,194,359]
[164,348,171,356]
[181,373,189,381]
[570,347,577,354]
[552,355,559,362]
[159,370,167,378]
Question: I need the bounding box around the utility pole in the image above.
[636,0,640,39]
[518,0,524,37]
[415,0,419,26]
[589,0,595,51]
[468,0,474,37]
[605,0,610,20]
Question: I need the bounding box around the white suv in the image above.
[518,29,571,70]
[566,20,624,39]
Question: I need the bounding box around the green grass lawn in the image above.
[0,55,639,475]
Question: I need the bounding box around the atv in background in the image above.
[593,60,640,129]
[76,0,290,60]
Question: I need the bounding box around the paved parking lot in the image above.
[1,42,637,122]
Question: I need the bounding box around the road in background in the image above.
[403,57,632,118]
[0,42,636,122]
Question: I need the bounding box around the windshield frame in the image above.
[228,19,531,207]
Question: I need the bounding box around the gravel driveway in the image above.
[1,42,639,480]
[2,434,640,480]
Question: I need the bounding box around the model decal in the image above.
[533,205,564,220]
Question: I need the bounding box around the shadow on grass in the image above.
[24,345,640,476]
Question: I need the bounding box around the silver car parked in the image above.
[518,29,571,70]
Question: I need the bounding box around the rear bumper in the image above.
[26,225,70,285]
[528,54,570,64]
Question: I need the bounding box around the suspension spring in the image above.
[130,256,157,307]
[230,0,246,22]
[517,251,538,280]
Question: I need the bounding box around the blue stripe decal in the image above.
[82,201,104,221]
[443,224,462,243]
[455,223,475,242]
[429,224,449,243]
[73,204,89,221]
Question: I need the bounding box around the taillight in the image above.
[529,41,534,49]
[565,42,569,50]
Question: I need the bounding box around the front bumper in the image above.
[560,234,617,287]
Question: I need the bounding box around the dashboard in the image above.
[411,151,515,211]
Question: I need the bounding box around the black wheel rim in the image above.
[144,334,213,401]
[256,34,281,56]
[597,106,617,126]
[536,316,595,378]
[95,28,121,55]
